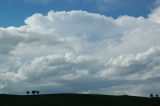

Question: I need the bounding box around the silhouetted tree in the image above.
[150,94,153,98]
[36,91,39,95]
[26,91,29,95]
[156,94,159,97]
[32,90,36,95]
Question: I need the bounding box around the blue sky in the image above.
[0,0,156,27]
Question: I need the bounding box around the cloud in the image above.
[0,9,160,96]
[0,28,24,55]
[98,47,160,80]
[149,6,160,23]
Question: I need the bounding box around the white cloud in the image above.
[0,9,160,96]
[0,28,24,55]
[149,7,160,23]
[98,47,160,80]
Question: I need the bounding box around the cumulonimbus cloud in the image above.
[0,8,160,96]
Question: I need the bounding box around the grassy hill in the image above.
[0,93,160,106]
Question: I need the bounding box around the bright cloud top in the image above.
[0,8,160,96]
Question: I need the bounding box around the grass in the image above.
[0,93,160,106]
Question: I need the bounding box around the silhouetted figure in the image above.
[150,94,153,98]
[156,94,159,97]
[32,90,36,95]
[26,91,29,95]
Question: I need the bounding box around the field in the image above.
[0,93,160,106]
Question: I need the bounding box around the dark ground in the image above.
[0,93,160,106]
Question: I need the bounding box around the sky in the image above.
[0,0,160,96]
[0,0,155,27]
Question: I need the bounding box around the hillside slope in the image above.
[0,93,160,106]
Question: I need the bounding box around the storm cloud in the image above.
[0,8,160,96]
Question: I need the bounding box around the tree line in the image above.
[26,90,40,95]
[150,94,159,98]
